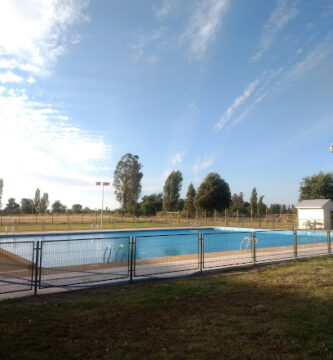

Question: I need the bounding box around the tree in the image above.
[256,195,266,216]
[113,153,143,211]
[140,193,163,215]
[52,200,67,213]
[163,171,183,211]
[21,198,34,214]
[71,204,83,213]
[176,199,185,211]
[34,188,41,213]
[40,193,49,213]
[229,192,248,215]
[194,173,231,212]
[0,178,3,210]
[4,198,20,214]
[299,172,333,200]
[183,183,196,216]
[249,187,257,217]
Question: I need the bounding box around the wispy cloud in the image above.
[171,151,186,165]
[284,43,329,82]
[215,79,259,130]
[181,0,229,60]
[0,0,89,76]
[131,35,146,63]
[193,154,216,175]
[155,0,179,19]
[217,33,332,131]
[130,30,163,63]
[251,0,298,62]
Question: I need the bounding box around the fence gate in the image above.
[0,241,34,294]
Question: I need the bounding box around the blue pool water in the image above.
[0,227,330,267]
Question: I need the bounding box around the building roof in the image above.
[296,199,333,209]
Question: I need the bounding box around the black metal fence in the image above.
[0,230,332,296]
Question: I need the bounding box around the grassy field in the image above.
[0,256,332,359]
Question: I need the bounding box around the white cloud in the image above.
[171,151,186,165]
[0,0,89,76]
[0,89,113,208]
[251,0,298,62]
[181,0,229,60]
[0,71,24,83]
[215,79,259,130]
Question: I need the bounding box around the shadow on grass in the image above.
[0,257,332,360]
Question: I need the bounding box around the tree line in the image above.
[0,154,332,216]
[0,184,93,215]
[111,153,333,217]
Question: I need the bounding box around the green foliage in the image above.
[113,153,143,210]
[34,188,41,213]
[40,193,49,213]
[20,198,34,214]
[4,198,20,214]
[52,200,67,213]
[256,195,266,216]
[0,178,3,210]
[229,192,249,215]
[140,193,163,215]
[249,187,257,216]
[183,183,196,215]
[194,173,231,212]
[299,171,333,201]
[268,203,294,214]
[163,170,183,211]
[176,198,185,211]
[71,204,83,213]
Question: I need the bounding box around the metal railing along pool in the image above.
[0,227,331,296]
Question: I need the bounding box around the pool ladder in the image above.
[103,244,125,263]
[240,236,257,250]
[4,226,16,235]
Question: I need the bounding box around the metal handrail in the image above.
[103,245,112,263]
[115,244,125,262]
[240,236,257,250]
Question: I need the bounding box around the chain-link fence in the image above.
[0,229,331,296]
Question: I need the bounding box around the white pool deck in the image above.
[0,242,331,301]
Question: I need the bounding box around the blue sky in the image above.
[0,0,332,210]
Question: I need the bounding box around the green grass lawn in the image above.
[1,257,332,359]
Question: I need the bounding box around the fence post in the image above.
[327,229,331,255]
[42,220,45,232]
[129,236,135,282]
[293,230,297,259]
[34,241,40,296]
[251,232,256,264]
[199,233,204,272]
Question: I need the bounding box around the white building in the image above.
[296,199,333,230]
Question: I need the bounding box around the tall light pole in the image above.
[96,181,110,229]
